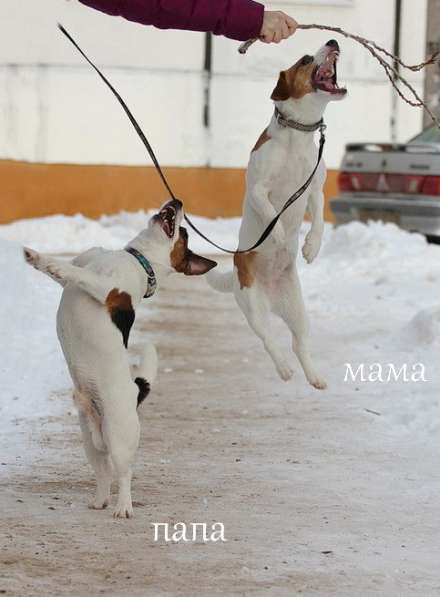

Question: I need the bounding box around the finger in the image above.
[274,30,282,44]
[285,16,298,32]
[281,22,290,40]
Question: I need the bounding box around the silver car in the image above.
[331,125,440,239]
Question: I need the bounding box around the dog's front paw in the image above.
[23,247,40,267]
[302,232,322,264]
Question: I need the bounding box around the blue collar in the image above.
[125,247,157,299]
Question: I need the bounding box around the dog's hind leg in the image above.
[272,266,327,390]
[102,387,140,519]
[77,408,113,510]
[234,277,293,381]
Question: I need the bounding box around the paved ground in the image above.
[1,258,440,596]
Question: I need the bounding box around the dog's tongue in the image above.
[163,220,172,236]
[316,52,337,81]
[318,78,337,92]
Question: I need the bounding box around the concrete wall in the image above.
[0,0,428,170]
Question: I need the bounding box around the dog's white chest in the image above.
[269,147,317,227]
[272,152,312,197]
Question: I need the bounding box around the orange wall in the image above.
[0,160,337,224]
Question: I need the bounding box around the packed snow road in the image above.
[1,219,440,596]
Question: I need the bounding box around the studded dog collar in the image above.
[274,107,326,133]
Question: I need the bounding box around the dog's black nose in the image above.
[326,39,340,51]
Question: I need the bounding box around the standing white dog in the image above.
[25,200,216,518]
[208,40,347,389]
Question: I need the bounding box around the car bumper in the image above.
[330,194,440,236]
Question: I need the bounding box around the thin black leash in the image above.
[184,130,325,254]
[58,24,326,255]
[58,24,176,200]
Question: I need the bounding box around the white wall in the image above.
[211,0,428,167]
[0,0,428,169]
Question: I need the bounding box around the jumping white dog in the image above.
[208,40,347,389]
[24,200,216,518]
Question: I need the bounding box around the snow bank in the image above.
[0,211,242,255]
[0,240,67,429]
[1,212,428,265]
[322,220,428,262]
[404,305,440,345]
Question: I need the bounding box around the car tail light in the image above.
[338,171,440,196]
[338,171,353,192]
[338,172,377,192]
[379,174,425,193]
[360,173,380,191]
[421,176,440,196]
[401,175,425,193]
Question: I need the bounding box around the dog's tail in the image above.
[23,247,67,288]
[206,270,234,293]
[74,390,107,452]
[132,341,158,408]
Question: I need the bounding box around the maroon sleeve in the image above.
[78,0,264,41]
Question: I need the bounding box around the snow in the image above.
[1,213,439,445]
[1,215,440,594]
[301,221,440,438]
[0,239,66,423]
[404,305,440,346]
[0,211,241,255]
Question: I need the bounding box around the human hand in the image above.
[260,11,298,44]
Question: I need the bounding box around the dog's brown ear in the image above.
[184,251,217,276]
[271,71,289,101]
[171,226,217,275]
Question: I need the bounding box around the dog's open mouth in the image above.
[314,51,347,96]
[159,205,177,238]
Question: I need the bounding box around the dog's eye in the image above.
[301,55,314,66]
